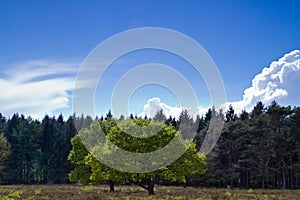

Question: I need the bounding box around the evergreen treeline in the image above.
[0,100,300,190]
[0,113,92,184]
[195,101,300,189]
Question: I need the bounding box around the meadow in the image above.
[0,185,300,200]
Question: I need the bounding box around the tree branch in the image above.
[129,179,148,190]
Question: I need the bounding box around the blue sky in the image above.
[0,0,300,119]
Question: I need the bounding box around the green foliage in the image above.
[68,134,89,165]
[200,101,300,189]
[1,99,300,190]
[9,190,23,198]
[34,188,42,195]
[0,113,84,184]
[0,190,23,200]
[81,186,94,192]
[68,116,206,194]
[68,165,92,184]
[0,133,10,175]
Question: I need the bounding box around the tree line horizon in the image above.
[0,100,300,193]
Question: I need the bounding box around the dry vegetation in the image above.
[0,185,300,200]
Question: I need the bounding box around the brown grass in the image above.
[0,185,300,200]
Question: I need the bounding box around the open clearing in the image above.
[0,185,300,200]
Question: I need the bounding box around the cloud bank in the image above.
[0,60,78,119]
[141,50,300,118]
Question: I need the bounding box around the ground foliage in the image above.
[1,185,300,200]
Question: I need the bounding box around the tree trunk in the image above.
[290,152,294,189]
[282,168,286,189]
[282,155,286,189]
[266,159,269,189]
[148,180,155,195]
[109,180,115,192]
[245,168,249,188]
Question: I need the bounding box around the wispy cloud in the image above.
[0,60,79,119]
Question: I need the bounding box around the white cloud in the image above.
[140,50,300,118]
[227,49,300,113]
[4,50,298,120]
[140,97,212,119]
[197,105,211,118]
[0,60,78,119]
[140,97,186,119]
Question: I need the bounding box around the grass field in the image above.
[0,185,300,200]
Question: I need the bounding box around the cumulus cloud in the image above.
[140,97,186,119]
[0,60,78,119]
[197,106,211,118]
[227,49,300,113]
[140,97,212,119]
[140,50,300,118]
